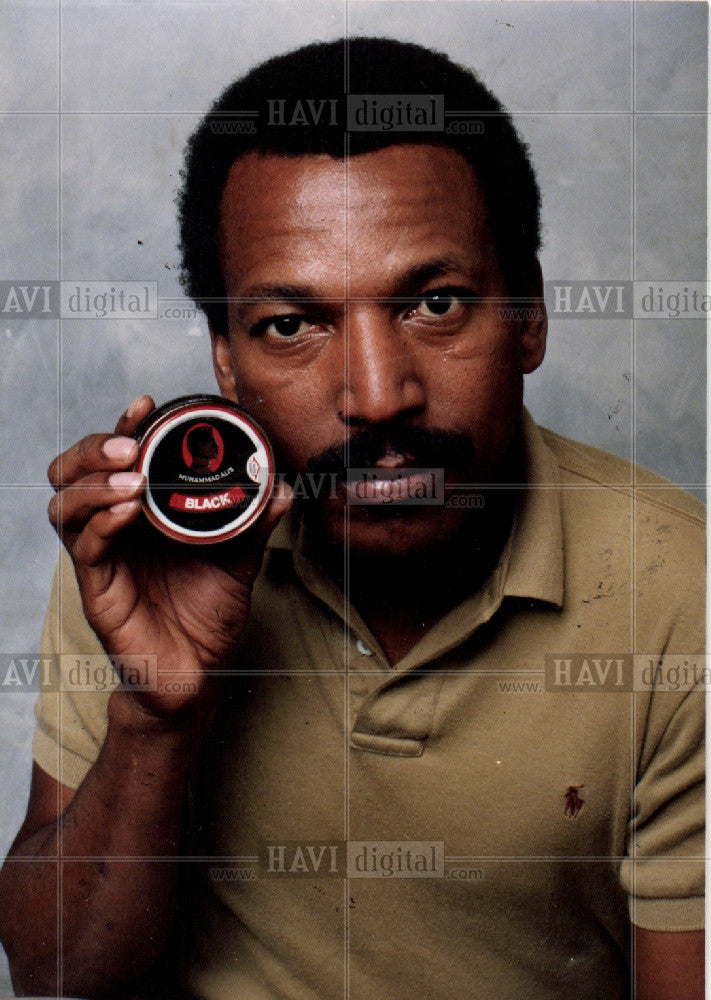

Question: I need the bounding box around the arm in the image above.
[0,394,291,997]
[634,927,704,1000]
[622,677,705,1000]
[0,706,192,998]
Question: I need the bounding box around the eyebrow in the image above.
[235,283,317,303]
[234,256,477,307]
[393,256,476,296]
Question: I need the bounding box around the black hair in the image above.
[177,36,541,333]
[186,424,217,454]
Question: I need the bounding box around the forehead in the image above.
[217,145,496,293]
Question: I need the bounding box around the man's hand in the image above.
[47,394,292,719]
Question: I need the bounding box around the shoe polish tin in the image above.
[134,394,274,544]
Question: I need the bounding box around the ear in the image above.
[519,259,547,375]
[209,324,239,402]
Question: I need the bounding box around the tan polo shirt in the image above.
[34,410,705,999]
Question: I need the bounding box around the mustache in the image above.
[305,422,476,477]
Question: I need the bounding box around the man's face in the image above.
[212,144,546,557]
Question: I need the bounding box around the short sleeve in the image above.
[33,549,116,789]
[620,683,705,931]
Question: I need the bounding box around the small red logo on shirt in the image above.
[564,785,585,817]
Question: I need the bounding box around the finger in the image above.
[48,433,139,491]
[114,394,156,437]
[232,478,294,549]
[214,480,294,580]
[48,470,146,534]
[259,478,294,539]
[71,500,143,568]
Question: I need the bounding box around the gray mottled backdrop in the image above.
[0,1,706,992]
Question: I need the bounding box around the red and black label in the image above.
[134,395,273,544]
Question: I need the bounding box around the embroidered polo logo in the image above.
[563,785,585,818]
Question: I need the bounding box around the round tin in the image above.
[134,395,274,544]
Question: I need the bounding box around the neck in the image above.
[307,482,519,664]
[302,428,525,664]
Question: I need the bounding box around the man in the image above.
[0,37,704,999]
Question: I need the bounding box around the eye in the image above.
[254,314,310,339]
[417,293,460,316]
[407,287,475,323]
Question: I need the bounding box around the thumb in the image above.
[257,478,294,541]
[212,478,294,581]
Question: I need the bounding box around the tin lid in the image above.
[134,395,274,544]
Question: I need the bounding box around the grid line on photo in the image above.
[3,850,703,863]
[3,481,707,491]
[3,110,710,117]
[342,23,352,998]
[56,0,66,995]
[629,7,638,990]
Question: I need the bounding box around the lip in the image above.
[373,451,414,469]
[341,469,439,505]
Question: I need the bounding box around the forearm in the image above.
[635,926,704,1000]
[0,691,196,997]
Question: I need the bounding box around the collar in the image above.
[503,407,564,607]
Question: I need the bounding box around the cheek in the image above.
[231,351,334,469]
[231,340,296,411]
[232,335,333,402]
[424,331,521,421]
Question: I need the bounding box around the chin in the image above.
[320,503,471,558]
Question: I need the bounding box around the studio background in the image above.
[0,1,706,992]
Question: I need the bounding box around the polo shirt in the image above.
[34,408,705,999]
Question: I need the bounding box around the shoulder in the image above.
[537,423,705,651]
[540,424,704,534]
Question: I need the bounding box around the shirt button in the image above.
[356,639,373,656]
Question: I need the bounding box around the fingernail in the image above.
[274,479,293,501]
[103,437,137,461]
[109,471,144,491]
[126,396,145,419]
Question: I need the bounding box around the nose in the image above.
[337,305,426,425]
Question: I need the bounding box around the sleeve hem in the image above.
[32,724,94,790]
[628,895,705,931]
